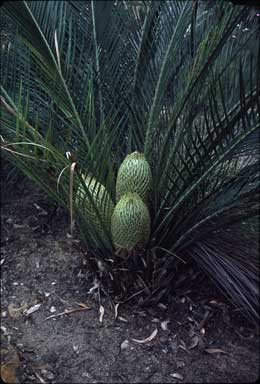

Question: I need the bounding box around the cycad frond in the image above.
[1,0,259,322]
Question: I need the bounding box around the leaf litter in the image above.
[8,303,28,319]
[99,305,105,323]
[43,305,91,321]
[161,320,170,331]
[170,372,184,380]
[24,304,41,316]
[205,348,229,355]
[132,328,158,344]
[1,181,259,383]
[1,347,21,384]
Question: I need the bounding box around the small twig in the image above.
[43,307,91,321]
[208,324,227,346]
[197,309,211,330]
[32,369,46,384]
[52,293,71,307]
[234,329,254,340]
[69,162,77,237]
[121,287,149,304]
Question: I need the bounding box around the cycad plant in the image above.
[1,1,259,322]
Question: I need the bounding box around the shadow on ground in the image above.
[1,179,259,383]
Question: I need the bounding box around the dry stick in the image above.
[121,287,150,304]
[32,369,46,384]
[43,307,91,322]
[69,162,77,236]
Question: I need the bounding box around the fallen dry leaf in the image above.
[176,359,185,369]
[118,316,128,322]
[1,364,18,384]
[69,162,77,236]
[1,348,20,384]
[8,303,28,319]
[43,306,91,321]
[1,326,8,336]
[114,303,120,319]
[209,300,218,304]
[99,305,105,323]
[161,320,170,331]
[32,369,46,384]
[24,304,41,316]
[179,343,189,354]
[76,303,89,309]
[31,365,49,370]
[170,372,184,380]
[13,224,26,229]
[132,328,158,344]
[188,335,199,349]
[73,345,79,354]
[205,348,228,355]
[120,340,130,350]
[157,303,167,311]
[33,203,47,215]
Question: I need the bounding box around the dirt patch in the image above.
[1,179,259,383]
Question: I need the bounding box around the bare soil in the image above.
[1,178,259,383]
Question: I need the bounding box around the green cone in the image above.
[111,192,151,250]
[116,152,152,203]
[75,175,114,240]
